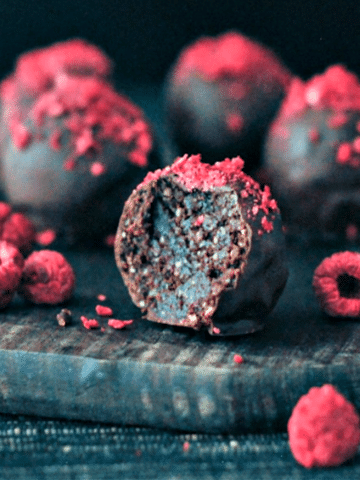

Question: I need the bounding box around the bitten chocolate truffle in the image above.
[1,74,159,245]
[164,31,292,167]
[263,65,360,242]
[115,154,288,335]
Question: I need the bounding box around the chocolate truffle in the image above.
[263,65,360,242]
[1,74,159,245]
[0,38,112,162]
[115,154,288,335]
[164,31,292,166]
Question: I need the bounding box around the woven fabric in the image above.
[0,414,358,479]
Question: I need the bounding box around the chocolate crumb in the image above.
[56,308,72,327]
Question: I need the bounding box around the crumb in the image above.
[95,304,113,316]
[233,354,244,364]
[56,308,72,326]
[90,162,106,176]
[108,319,133,329]
[81,316,100,329]
[97,294,107,301]
[104,234,115,247]
[36,228,57,246]
[182,441,190,452]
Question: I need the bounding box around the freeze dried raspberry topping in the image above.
[173,31,291,86]
[279,65,360,119]
[108,319,133,329]
[139,154,278,234]
[0,241,24,309]
[0,202,35,254]
[313,251,360,317]
[288,384,360,468]
[81,316,100,329]
[19,250,75,305]
[36,229,57,247]
[95,305,113,317]
[10,75,152,170]
[1,38,112,100]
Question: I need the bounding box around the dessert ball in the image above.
[1,75,159,245]
[263,65,360,242]
[0,38,112,159]
[164,31,292,167]
[115,154,288,336]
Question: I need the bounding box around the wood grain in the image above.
[0,245,358,433]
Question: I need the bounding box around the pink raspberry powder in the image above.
[19,250,75,305]
[288,384,360,468]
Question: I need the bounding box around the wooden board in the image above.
[0,244,359,434]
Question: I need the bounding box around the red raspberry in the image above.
[1,211,36,254]
[19,250,75,304]
[0,202,35,254]
[288,384,360,468]
[313,251,360,317]
[0,241,24,308]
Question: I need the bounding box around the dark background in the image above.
[0,0,359,84]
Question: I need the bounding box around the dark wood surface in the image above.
[0,242,359,434]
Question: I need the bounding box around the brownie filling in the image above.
[119,176,251,329]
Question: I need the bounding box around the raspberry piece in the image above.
[233,354,244,364]
[0,241,24,308]
[36,229,57,246]
[19,250,75,304]
[0,202,35,254]
[81,316,99,329]
[313,251,360,317]
[288,384,360,468]
[95,304,113,317]
[108,319,133,329]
